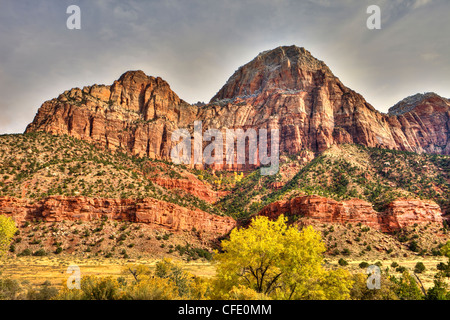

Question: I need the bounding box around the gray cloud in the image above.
[0,0,449,133]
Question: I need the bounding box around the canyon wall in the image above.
[25,46,450,171]
[0,196,236,236]
[257,195,443,232]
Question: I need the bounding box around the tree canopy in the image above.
[0,216,17,259]
[212,215,353,299]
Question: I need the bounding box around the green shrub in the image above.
[414,262,426,274]
[396,266,407,273]
[338,258,348,266]
[359,262,369,269]
[18,248,32,256]
[32,249,47,256]
[409,241,419,252]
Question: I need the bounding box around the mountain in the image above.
[3,45,449,260]
[25,71,197,160]
[26,45,450,163]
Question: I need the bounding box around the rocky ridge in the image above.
[26,45,450,163]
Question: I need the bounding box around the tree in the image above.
[350,273,398,300]
[122,264,151,283]
[0,216,17,259]
[212,215,353,300]
[390,271,424,300]
[155,259,192,298]
[414,262,426,274]
[426,277,450,300]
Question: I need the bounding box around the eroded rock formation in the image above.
[0,196,236,236]
[257,195,443,232]
[26,46,450,166]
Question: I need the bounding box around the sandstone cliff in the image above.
[26,46,450,165]
[0,196,236,236]
[257,195,443,232]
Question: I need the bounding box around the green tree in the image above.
[390,271,423,300]
[426,277,450,300]
[212,215,353,300]
[414,262,426,274]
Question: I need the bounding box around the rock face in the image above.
[257,195,443,232]
[26,71,200,160]
[382,199,445,231]
[387,93,450,155]
[26,46,450,168]
[0,196,236,235]
[151,177,222,204]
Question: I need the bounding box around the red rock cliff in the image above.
[25,46,450,168]
[0,196,236,235]
[257,195,443,232]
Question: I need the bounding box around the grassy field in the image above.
[1,255,446,291]
[0,256,217,289]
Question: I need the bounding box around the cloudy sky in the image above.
[1,0,449,133]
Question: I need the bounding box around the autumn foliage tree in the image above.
[0,216,17,259]
[212,215,353,300]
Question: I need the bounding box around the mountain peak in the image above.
[388,92,448,116]
[118,70,149,81]
[210,45,332,102]
[255,45,327,70]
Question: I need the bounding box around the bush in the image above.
[32,249,47,256]
[359,262,369,269]
[124,277,179,300]
[396,266,407,273]
[53,276,122,300]
[409,241,419,252]
[18,248,32,256]
[338,258,348,266]
[391,271,424,300]
[0,278,22,300]
[26,281,58,300]
[414,262,426,274]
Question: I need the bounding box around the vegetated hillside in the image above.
[9,218,215,261]
[0,132,220,215]
[214,151,314,220]
[221,144,450,220]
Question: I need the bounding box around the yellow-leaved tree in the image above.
[0,216,17,259]
[212,215,353,300]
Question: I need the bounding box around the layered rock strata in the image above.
[257,195,443,232]
[0,196,236,235]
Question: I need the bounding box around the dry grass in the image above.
[326,256,448,290]
[0,256,216,289]
[1,255,446,291]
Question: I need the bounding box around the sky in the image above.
[0,0,449,134]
